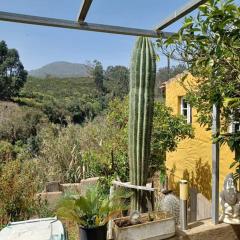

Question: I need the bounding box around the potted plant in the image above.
[56,186,130,240]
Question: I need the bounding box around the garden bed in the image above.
[113,212,175,240]
[114,211,172,228]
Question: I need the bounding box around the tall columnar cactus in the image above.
[129,37,156,212]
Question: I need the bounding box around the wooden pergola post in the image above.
[212,104,220,224]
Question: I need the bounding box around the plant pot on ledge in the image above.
[112,212,176,240]
[79,225,107,240]
[56,186,130,240]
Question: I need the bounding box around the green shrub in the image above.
[38,124,83,183]
[0,103,45,145]
[0,141,15,162]
[0,159,41,226]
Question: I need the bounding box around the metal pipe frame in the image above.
[77,0,93,22]
[0,11,175,38]
[155,0,208,30]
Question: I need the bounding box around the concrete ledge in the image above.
[170,219,240,240]
[36,192,63,210]
[80,177,99,196]
[35,177,100,210]
[45,181,61,192]
[60,183,81,193]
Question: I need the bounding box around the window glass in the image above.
[229,110,240,133]
[180,97,192,124]
[235,123,240,132]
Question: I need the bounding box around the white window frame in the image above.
[228,109,240,133]
[229,121,240,133]
[180,96,192,124]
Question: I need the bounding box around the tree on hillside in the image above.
[156,64,186,86]
[105,65,129,98]
[155,64,186,98]
[92,60,104,91]
[0,41,28,100]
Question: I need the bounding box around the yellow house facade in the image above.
[163,73,235,199]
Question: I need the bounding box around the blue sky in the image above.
[0,0,238,71]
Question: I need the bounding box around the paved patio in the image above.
[171,219,240,240]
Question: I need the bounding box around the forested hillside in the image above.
[15,63,130,125]
[24,76,97,98]
[15,77,103,125]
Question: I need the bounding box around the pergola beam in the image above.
[155,0,208,30]
[0,11,174,38]
[77,0,93,22]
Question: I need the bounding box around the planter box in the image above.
[112,213,175,240]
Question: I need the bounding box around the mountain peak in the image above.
[29,61,91,78]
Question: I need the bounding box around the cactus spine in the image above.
[129,37,156,211]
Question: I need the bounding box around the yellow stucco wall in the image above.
[165,73,234,199]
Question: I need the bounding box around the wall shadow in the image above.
[231,225,240,238]
[168,158,212,200]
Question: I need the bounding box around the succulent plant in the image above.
[128,37,156,211]
[160,194,180,224]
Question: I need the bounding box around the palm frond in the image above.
[224,97,240,109]
[75,196,92,214]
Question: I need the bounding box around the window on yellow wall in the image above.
[229,121,240,133]
[180,96,192,124]
[229,110,240,133]
[229,117,240,133]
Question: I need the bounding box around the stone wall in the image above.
[36,177,99,209]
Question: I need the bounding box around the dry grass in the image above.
[63,220,79,240]
[0,101,20,123]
